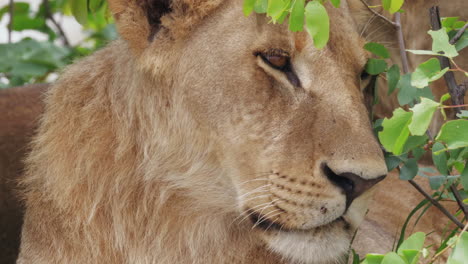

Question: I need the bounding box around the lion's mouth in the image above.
[248,211,349,233]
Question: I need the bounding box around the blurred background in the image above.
[0,0,116,88]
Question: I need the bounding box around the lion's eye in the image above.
[263,55,289,69]
[258,51,290,71]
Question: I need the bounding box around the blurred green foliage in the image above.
[0,0,115,88]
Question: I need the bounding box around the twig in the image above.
[429,6,464,114]
[431,222,468,263]
[359,0,397,27]
[408,180,465,229]
[394,13,410,74]
[450,23,468,45]
[42,0,70,47]
[8,0,13,43]
[450,185,468,222]
[430,6,468,224]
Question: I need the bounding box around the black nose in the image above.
[323,165,386,209]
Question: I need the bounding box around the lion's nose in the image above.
[322,165,386,209]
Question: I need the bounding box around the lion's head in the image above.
[20,0,389,263]
[111,0,387,262]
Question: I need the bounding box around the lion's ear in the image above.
[108,0,172,53]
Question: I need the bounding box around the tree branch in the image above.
[450,23,468,45]
[409,179,465,229]
[394,13,410,74]
[450,185,468,222]
[429,6,468,223]
[429,6,464,114]
[42,0,70,47]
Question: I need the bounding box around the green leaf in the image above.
[304,1,329,49]
[364,42,390,59]
[329,0,340,8]
[365,58,388,75]
[440,93,451,103]
[403,135,428,153]
[289,0,305,32]
[400,158,418,180]
[400,250,420,264]
[0,2,30,21]
[254,0,268,13]
[441,17,460,30]
[70,0,89,25]
[382,252,406,264]
[390,0,403,14]
[429,29,459,58]
[429,176,446,190]
[461,164,468,191]
[10,62,49,77]
[447,232,468,264]
[385,154,403,171]
[364,254,385,264]
[267,0,288,21]
[351,249,360,264]
[454,31,468,51]
[457,110,468,119]
[379,108,413,155]
[397,232,426,254]
[397,74,418,106]
[88,0,105,12]
[387,64,400,95]
[411,58,449,88]
[243,0,256,16]
[12,15,46,31]
[382,0,391,11]
[432,142,449,175]
[408,98,440,136]
[436,120,468,150]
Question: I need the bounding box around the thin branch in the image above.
[450,185,468,222]
[42,0,70,47]
[450,23,468,45]
[394,13,410,74]
[429,6,464,114]
[8,0,13,43]
[408,179,465,229]
[359,0,397,27]
[429,6,468,224]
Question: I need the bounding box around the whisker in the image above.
[237,178,270,187]
[238,184,271,200]
[252,210,282,230]
[238,204,277,226]
[264,216,282,234]
[231,199,280,225]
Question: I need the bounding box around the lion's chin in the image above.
[260,193,374,264]
[263,219,351,264]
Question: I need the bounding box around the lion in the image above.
[15,0,391,263]
[2,0,460,264]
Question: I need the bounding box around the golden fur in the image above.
[10,0,464,264]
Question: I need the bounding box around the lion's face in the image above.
[166,1,387,263]
[113,0,387,262]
